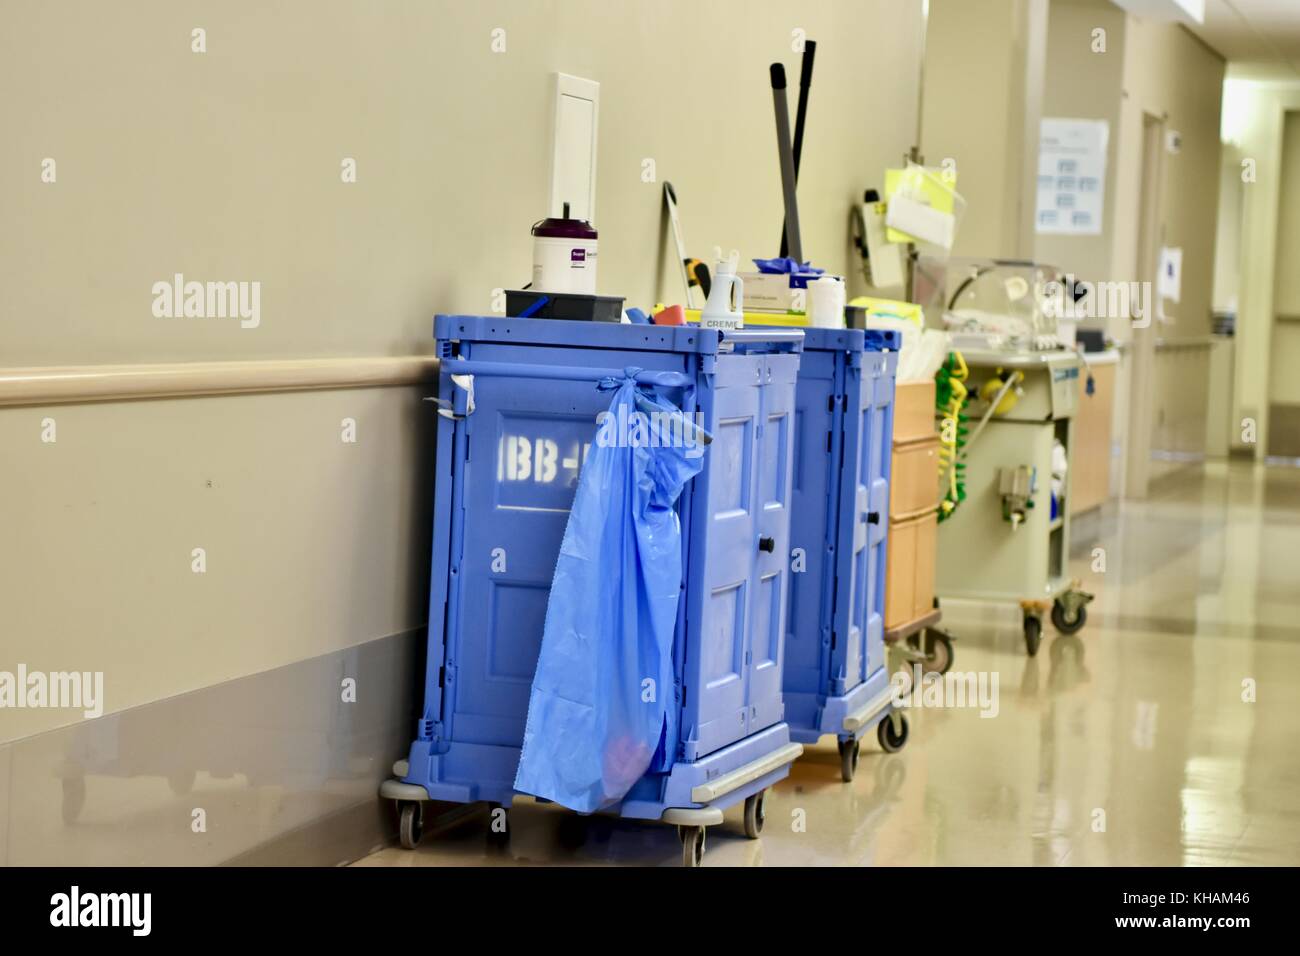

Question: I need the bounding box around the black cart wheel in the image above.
[877,714,909,753]
[743,790,766,839]
[682,825,706,867]
[838,737,861,782]
[556,813,589,849]
[1023,615,1043,656]
[1051,601,1087,635]
[398,801,423,850]
[920,629,954,674]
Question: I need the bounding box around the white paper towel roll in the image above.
[809,276,846,328]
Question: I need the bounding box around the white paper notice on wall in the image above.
[1158,246,1183,303]
[1035,118,1109,236]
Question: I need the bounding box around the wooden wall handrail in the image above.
[0,356,441,408]
[1153,337,1220,352]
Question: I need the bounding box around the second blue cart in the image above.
[780,327,907,780]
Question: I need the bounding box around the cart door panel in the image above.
[685,366,761,758]
[781,351,837,710]
[449,374,603,746]
[866,356,895,678]
[833,365,870,694]
[747,359,796,733]
[447,345,690,747]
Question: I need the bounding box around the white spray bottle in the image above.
[699,247,744,330]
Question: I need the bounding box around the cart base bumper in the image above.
[660,806,725,827]
[842,686,897,733]
[391,721,801,820]
[379,778,429,803]
[787,668,896,744]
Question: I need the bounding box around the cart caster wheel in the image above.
[878,714,909,753]
[398,801,423,850]
[1050,601,1087,635]
[743,790,766,839]
[909,629,954,674]
[682,825,706,867]
[838,737,861,782]
[1023,615,1043,656]
[557,813,590,849]
[62,777,86,825]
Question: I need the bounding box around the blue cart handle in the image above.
[719,328,804,347]
[439,359,693,390]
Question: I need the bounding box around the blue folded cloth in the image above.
[752,256,824,275]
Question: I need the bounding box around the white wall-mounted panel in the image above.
[550,73,599,222]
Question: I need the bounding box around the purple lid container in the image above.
[532,203,597,240]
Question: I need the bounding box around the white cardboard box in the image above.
[737,271,822,313]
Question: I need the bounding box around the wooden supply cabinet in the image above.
[891,437,940,516]
[893,381,936,443]
[885,380,940,631]
[886,507,938,629]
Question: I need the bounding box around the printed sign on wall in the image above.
[1035,118,1109,236]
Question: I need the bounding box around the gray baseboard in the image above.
[223,799,398,867]
[1267,403,1300,458]
[0,628,422,866]
[1068,501,1118,555]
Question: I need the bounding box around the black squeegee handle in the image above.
[780,40,816,260]
[770,63,803,266]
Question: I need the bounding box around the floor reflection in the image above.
[357,462,1300,867]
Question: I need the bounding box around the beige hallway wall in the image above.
[1269,112,1300,415]
[1,0,924,730]
[1151,342,1211,457]
[1036,0,1127,289]
[933,2,1224,495]
[1213,140,1245,315]
[1,0,924,367]
[1032,5,1224,346]
[1219,79,1300,456]
[1111,15,1224,344]
[921,0,1049,259]
[0,383,435,743]
[1108,13,1223,493]
[0,1,926,862]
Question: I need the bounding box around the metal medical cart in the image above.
[920,259,1094,656]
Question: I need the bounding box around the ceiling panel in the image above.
[1186,0,1300,78]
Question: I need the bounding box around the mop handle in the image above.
[781,41,816,259]
[770,64,804,265]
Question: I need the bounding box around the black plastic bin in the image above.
[505,289,625,323]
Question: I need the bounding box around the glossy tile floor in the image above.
[355,461,1300,867]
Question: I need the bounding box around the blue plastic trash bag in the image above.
[514,370,707,813]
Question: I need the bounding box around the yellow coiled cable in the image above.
[937,352,968,519]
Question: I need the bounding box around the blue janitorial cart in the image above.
[382,316,805,865]
[780,328,908,780]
